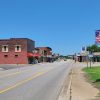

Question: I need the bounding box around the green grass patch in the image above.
[83,67,100,82]
[83,67,100,99]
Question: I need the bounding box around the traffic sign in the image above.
[88,54,93,58]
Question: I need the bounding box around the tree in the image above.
[87,44,100,52]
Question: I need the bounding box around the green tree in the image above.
[87,44,100,52]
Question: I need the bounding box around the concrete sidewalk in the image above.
[71,66,99,100]
[58,61,100,100]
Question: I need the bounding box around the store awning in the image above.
[27,53,34,57]
[33,53,41,57]
[27,52,41,58]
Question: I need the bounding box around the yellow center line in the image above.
[0,65,44,78]
[0,70,48,94]
[0,69,31,78]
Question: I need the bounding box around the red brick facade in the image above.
[0,38,35,64]
[36,47,52,57]
[35,47,52,62]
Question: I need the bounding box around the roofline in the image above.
[0,38,35,42]
[36,47,52,50]
[10,38,34,41]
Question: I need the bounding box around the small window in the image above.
[2,45,8,52]
[4,55,8,57]
[15,55,18,58]
[15,45,21,52]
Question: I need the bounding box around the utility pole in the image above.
[90,58,92,68]
[86,55,89,68]
[74,53,76,63]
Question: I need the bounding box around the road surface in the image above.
[0,60,74,100]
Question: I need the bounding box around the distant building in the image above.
[77,53,87,62]
[35,47,52,62]
[0,38,35,64]
[93,52,100,62]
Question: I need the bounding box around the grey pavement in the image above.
[0,64,33,70]
[0,60,74,100]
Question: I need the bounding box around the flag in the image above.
[95,30,100,43]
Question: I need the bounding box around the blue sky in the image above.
[0,0,100,55]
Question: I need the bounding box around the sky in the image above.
[0,0,100,55]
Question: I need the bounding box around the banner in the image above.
[95,30,100,43]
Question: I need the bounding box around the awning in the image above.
[27,53,34,57]
[33,53,41,57]
[27,53,41,57]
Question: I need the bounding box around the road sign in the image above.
[88,54,93,58]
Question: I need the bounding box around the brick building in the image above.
[0,38,35,64]
[35,47,52,62]
[36,47,52,56]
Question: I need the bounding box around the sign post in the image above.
[88,54,93,68]
[86,56,89,68]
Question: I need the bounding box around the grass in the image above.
[83,66,100,89]
[83,67,100,81]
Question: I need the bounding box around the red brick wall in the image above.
[27,39,35,52]
[37,47,52,56]
[0,51,28,64]
[0,38,35,64]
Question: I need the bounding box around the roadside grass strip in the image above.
[0,70,48,94]
[83,67,100,82]
[83,66,100,82]
[83,66,100,89]
[83,66,100,97]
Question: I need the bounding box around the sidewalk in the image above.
[71,66,99,100]
[58,61,100,100]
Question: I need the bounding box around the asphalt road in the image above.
[0,60,74,100]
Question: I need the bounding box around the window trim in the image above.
[15,45,21,52]
[2,45,9,52]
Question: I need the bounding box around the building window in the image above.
[15,45,21,52]
[4,55,8,57]
[2,45,8,52]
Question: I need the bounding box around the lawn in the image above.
[83,67,100,81]
[83,66,100,89]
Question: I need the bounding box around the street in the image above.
[0,60,74,100]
